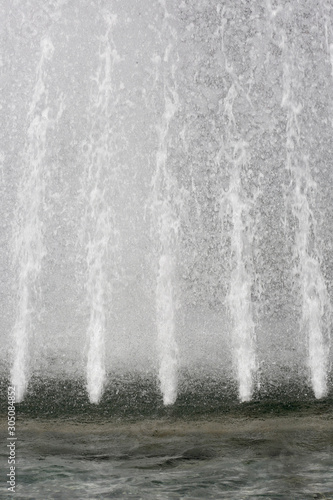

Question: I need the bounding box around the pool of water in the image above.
[1,413,333,500]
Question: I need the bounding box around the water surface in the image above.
[2,410,333,499]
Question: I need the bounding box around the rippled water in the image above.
[1,411,333,500]
[0,378,332,498]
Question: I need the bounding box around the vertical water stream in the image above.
[11,38,55,402]
[3,0,333,406]
[218,8,257,401]
[282,57,331,398]
[151,1,181,405]
[82,14,121,404]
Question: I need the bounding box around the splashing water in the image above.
[323,3,333,84]
[10,38,55,402]
[219,83,257,402]
[282,60,331,399]
[151,3,181,406]
[226,164,257,402]
[215,5,258,401]
[3,0,333,407]
[82,15,121,404]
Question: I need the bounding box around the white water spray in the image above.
[282,61,331,399]
[220,85,257,402]
[3,0,333,407]
[151,2,181,406]
[82,15,121,404]
[323,4,333,84]
[10,38,54,402]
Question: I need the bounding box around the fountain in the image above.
[1,0,333,409]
